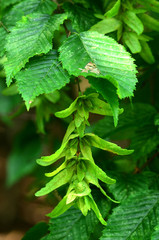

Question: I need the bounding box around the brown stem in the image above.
[0,21,10,33]
[63,22,71,38]
[134,151,159,173]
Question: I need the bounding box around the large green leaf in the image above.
[3,0,57,27]
[63,2,97,32]
[100,192,159,240]
[0,0,57,56]
[15,50,70,109]
[59,31,137,99]
[108,172,151,201]
[4,13,67,85]
[43,198,110,240]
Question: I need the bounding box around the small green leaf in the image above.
[140,41,155,64]
[85,133,134,155]
[47,196,73,218]
[104,0,121,18]
[90,98,113,116]
[89,194,107,225]
[62,121,76,143]
[139,13,159,32]
[90,18,121,34]
[45,162,67,177]
[77,197,89,216]
[55,98,78,118]
[123,32,142,54]
[74,181,91,196]
[35,168,74,196]
[80,138,94,162]
[122,11,144,35]
[77,161,86,181]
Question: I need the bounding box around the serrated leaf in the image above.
[0,27,7,57]
[90,18,121,34]
[44,197,110,240]
[123,32,142,54]
[85,133,134,155]
[88,77,120,126]
[59,31,137,99]
[63,2,98,32]
[122,11,144,35]
[15,50,70,109]
[151,224,159,240]
[35,167,74,196]
[104,0,121,18]
[3,0,57,27]
[4,13,67,85]
[0,0,57,56]
[140,40,155,64]
[100,192,159,239]
[108,172,150,201]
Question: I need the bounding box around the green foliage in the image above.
[43,197,111,240]
[59,31,137,99]
[5,13,67,85]
[15,50,70,109]
[1,0,159,239]
[100,192,159,239]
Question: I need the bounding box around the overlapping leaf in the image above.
[0,0,57,57]
[63,2,97,32]
[43,198,110,240]
[15,50,70,109]
[88,77,120,126]
[108,172,151,201]
[59,31,137,99]
[5,13,67,85]
[101,192,159,240]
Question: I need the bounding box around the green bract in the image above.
[35,94,133,225]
